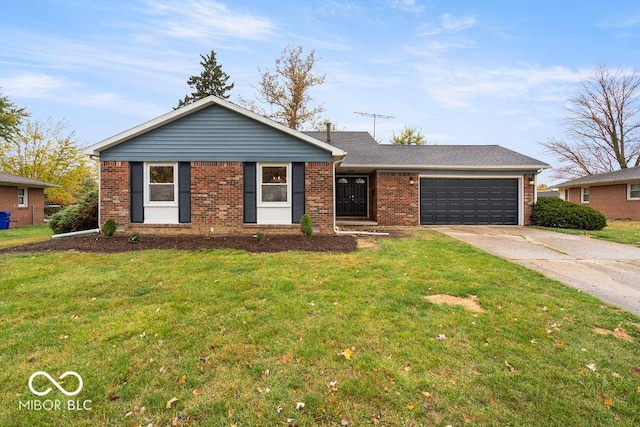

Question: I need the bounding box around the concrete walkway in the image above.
[432,226,640,316]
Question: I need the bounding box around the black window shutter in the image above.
[243,162,257,223]
[130,162,144,223]
[178,162,191,223]
[292,162,305,223]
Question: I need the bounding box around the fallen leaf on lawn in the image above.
[603,398,613,408]
[124,411,133,417]
[612,372,621,379]
[262,369,270,378]
[632,366,640,375]
[372,418,380,425]
[554,340,564,346]
[407,402,415,409]
[421,391,431,398]
[192,389,201,396]
[171,417,180,426]
[472,369,481,376]
[586,363,597,372]
[107,394,120,401]
[505,361,517,372]
[166,397,178,409]
[341,418,349,426]
[450,378,457,385]
[403,366,412,372]
[178,375,186,383]
[423,398,430,408]
[338,348,353,360]
[256,386,263,394]
[436,334,447,340]
[327,380,338,391]
[256,410,262,418]
[27,353,35,362]
[463,413,471,423]
[296,402,305,410]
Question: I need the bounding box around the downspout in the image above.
[89,154,101,230]
[331,157,389,236]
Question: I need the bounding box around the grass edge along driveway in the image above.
[1,231,639,426]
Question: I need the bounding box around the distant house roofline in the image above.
[556,165,640,188]
[0,171,58,188]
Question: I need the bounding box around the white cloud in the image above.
[440,13,475,33]
[391,0,424,13]
[141,0,275,42]
[420,13,476,36]
[0,73,70,98]
[412,63,584,109]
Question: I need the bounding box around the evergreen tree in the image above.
[0,89,28,143]
[177,50,234,108]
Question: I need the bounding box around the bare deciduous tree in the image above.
[541,65,640,179]
[241,45,325,130]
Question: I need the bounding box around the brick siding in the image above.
[375,172,419,226]
[191,161,243,233]
[305,162,334,233]
[0,186,45,227]
[100,161,130,226]
[566,184,640,220]
[523,173,535,225]
[99,160,335,234]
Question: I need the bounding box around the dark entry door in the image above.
[420,178,518,225]
[336,177,368,217]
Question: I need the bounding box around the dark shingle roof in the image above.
[556,165,640,187]
[304,131,549,169]
[0,171,57,188]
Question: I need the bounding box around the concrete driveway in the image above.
[433,226,640,316]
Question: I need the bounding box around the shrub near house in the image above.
[531,197,607,230]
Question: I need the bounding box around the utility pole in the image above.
[353,111,394,139]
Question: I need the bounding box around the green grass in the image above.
[539,219,640,246]
[0,224,52,248]
[1,231,639,426]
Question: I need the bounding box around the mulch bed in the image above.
[0,233,359,254]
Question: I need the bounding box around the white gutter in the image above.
[52,228,100,239]
[331,158,389,237]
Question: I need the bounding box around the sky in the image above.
[2,0,640,184]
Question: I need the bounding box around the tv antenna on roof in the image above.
[353,111,394,139]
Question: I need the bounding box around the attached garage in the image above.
[420,177,519,225]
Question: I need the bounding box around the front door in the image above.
[336,176,368,217]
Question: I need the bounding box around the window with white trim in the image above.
[145,163,177,204]
[18,188,28,207]
[628,183,640,200]
[581,187,590,203]
[258,163,290,205]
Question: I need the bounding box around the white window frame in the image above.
[257,163,291,207]
[581,187,590,203]
[628,183,640,200]
[18,187,28,207]
[144,162,178,206]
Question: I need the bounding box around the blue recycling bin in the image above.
[0,211,11,230]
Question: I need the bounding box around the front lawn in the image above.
[1,232,639,426]
[539,220,640,246]
[0,224,52,248]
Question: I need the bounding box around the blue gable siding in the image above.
[101,105,333,162]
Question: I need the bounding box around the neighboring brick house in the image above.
[556,166,640,220]
[84,96,549,234]
[0,172,57,227]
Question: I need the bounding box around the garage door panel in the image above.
[420,178,519,225]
